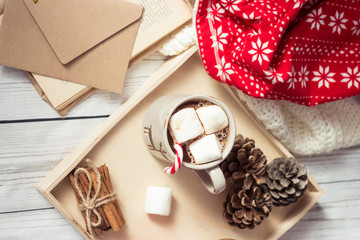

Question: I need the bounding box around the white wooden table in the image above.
[1,53,360,240]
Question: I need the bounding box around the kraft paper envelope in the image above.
[0,0,5,15]
[0,0,143,93]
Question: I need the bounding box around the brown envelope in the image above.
[0,0,143,93]
[0,0,5,15]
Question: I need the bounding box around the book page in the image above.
[129,0,192,57]
[33,74,91,109]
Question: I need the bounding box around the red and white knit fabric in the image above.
[195,0,360,106]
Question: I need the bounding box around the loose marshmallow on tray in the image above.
[169,108,204,144]
[196,105,229,134]
[189,134,223,164]
[145,186,172,216]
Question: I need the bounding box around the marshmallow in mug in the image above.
[169,107,204,144]
[196,105,229,134]
[189,134,223,164]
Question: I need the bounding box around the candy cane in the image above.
[164,143,183,174]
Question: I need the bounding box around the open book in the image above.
[26,0,193,115]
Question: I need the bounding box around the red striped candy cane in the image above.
[164,143,183,174]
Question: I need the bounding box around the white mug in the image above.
[142,94,236,194]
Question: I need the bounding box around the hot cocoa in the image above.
[168,100,230,165]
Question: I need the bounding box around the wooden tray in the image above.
[37,46,323,240]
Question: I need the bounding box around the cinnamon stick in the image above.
[76,173,103,236]
[100,165,126,225]
[69,173,102,236]
[78,172,110,231]
[98,169,123,228]
[88,168,122,231]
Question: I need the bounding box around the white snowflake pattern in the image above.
[328,11,348,35]
[215,56,235,82]
[287,66,297,90]
[248,28,262,37]
[312,66,336,88]
[286,0,302,9]
[248,38,273,65]
[219,0,242,14]
[242,12,261,20]
[341,67,360,89]
[264,68,284,85]
[210,26,229,51]
[232,45,241,59]
[298,65,310,88]
[207,3,226,22]
[351,18,360,36]
[306,7,326,31]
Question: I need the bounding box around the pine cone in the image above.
[223,186,272,229]
[265,157,309,206]
[220,134,267,190]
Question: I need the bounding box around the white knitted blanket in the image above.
[159,25,360,155]
[236,90,360,155]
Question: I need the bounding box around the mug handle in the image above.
[194,166,226,194]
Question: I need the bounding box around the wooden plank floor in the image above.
[1,53,359,239]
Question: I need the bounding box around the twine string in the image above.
[73,159,117,235]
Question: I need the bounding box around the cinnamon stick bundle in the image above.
[69,162,125,237]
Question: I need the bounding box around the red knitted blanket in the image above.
[195,0,360,105]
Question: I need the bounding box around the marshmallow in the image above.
[169,108,204,144]
[196,105,229,134]
[145,186,172,216]
[189,134,223,164]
